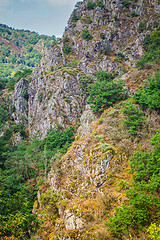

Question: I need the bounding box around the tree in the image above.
[81,29,93,41]
[121,100,146,136]
[134,73,160,111]
[87,78,126,112]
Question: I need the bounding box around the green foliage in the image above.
[100,143,113,152]
[87,77,126,112]
[121,100,145,136]
[0,106,9,128]
[149,25,160,50]
[79,74,94,97]
[10,123,26,136]
[122,0,131,9]
[66,59,79,67]
[0,77,8,89]
[131,11,139,17]
[86,1,96,10]
[71,10,80,22]
[0,124,74,238]
[99,44,111,55]
[6,69,32,91]
[0,23,56,78]
[81,29,93,41]
[106,131,160,237]
[154,21,159,28]
[21,86,29,101]
[40,190,61,224]
[134,73,160,111]
[95,70,114,81]
[150,129,160,149]
[100,32,105,39]
[115,52,125,61]
[63,44,72,55]
[136,26,160,68]
[147,223,160,240]
[96,0,104,8]
[41,124,75,155]
[143,34,151,51]
[0,95,15,124]
[63,36,70,43]
[138,22,146,33]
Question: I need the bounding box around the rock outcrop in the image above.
[12,78,28,125]
[11,0,159,139]
[28,67,83,138]
[25,0,160,239]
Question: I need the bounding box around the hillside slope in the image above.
[0,24,56,78]
[0,0,160,239]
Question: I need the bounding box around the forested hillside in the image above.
[0,0,160,239]
[0,24,56,78]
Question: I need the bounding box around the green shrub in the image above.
[153,21,159,28]
[41,124,75,155]
[86,1,96,10]
[100,32,105,39]
[63,36,70,43]
[0,106,9,128]
[81,29,93,41]
[138,22,146,33]
[149,25,160,50]
[40,190,61,224]
[97,0,104,8]
[121,100,145,136]
[66,59,79,67]
[88,18,92,24]
[99,44,111,55]
[123,0,131,9]
[131,11,139,17]
[106,131,160,237]
[21,86,29,101]
[71,10,80,22]
[134,73,160,111]
[95,70,114,82]
[115,52,125,60]
[136,26,160,68]
[63,44,72,55]
[87,78,126,112]
[143,34,151,51]
[79,74,94,96]
[147,223,160,240]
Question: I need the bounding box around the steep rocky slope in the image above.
[9,0,160,239]
[12,0,159,139]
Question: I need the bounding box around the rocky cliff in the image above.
[10,0,160,239]
[12,0,159,139]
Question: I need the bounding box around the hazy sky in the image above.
[0,0,81,37]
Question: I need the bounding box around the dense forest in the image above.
[0,24,57,78]
[0,0,160,239]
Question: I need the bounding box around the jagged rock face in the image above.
[64,209,84,231]
[12,78,28,125]
[33,0,159,78]
[77,105,97,138]
[25,0,159,138]
[28,68,83,138]
[67,0,159,69]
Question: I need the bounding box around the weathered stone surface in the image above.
[64,209,84,231]
[28,69,83,138]
[77,105,97,138]
[12,78,28,125]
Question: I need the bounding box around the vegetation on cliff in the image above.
[0,0,160,239]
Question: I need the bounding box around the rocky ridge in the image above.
[10,0,160,239]
[12,0,159,139]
